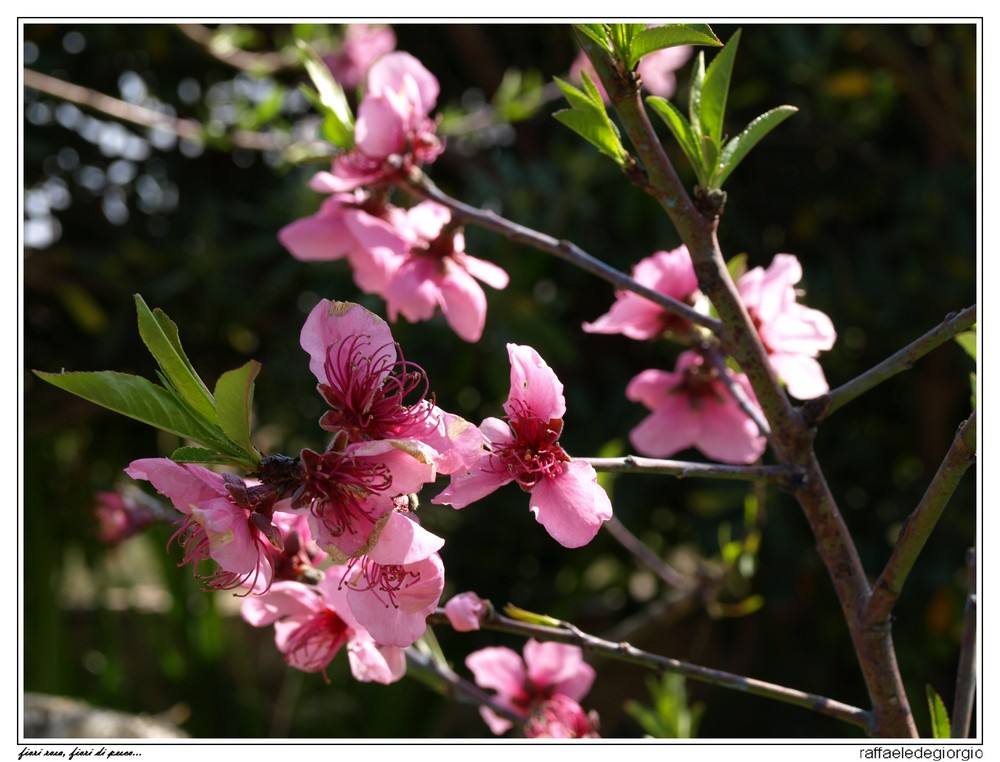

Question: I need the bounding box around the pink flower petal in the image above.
[523,640,596,701]
[527,460,612,548]
[505,344,566,421]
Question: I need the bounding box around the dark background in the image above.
[22,23,977,738]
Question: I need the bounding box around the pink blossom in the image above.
[466,639,596,736]
[266,511,327,582]
[381,201,510,342]
[125,459,279,594]
[319,52,442,192]
[242,575,405,684]
[300,298,485,473]
[524,694,601,738]
[334,511,446,647]
[434,344,612,548]
[737,254,837,399]
[324,24,397,89]
[626,350,766,464]
[444,591,487,631]
[570,36,692,103]
[583,245,702,340]
[277,190,408,296]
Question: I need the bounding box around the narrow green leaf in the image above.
[926,685,952,739]
[647,96,706,184]
[688,52,706,137]
[553,72,627,166]
[134,295,217,424]
[35,370,225,446]
[630,24,722,69]
[296,39,354,150]
[700,29,742,145]
[554,76,599,112]
[714,105,798,187]
[213,360,261,463]
[700,135,719,180]
[171,446,240,466]
[553,110,626,164]
[573,23,612,52]
[726,253,749,282]
[608,23,646,66]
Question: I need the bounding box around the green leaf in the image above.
[647,96,707,184]
[34,370,225,446]
[170,446,239,465]
[700,29,741,145]
[213,360,261,464]
[714,105,798,187]
[955,325,977,361]
[573,23,612,52]
[134,295,217,424]
[552,74,628,165]
[609,23,646,65]
[688,52,706,137]
[700,135,719,180]
[630,24,721,69]
[553,110,627,164]
[926,685,952,739]
[296,39,354,150]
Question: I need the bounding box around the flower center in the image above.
[341,556,420,609]
[318,336,433,440]
[490,402,570,490]
[295,448,393,538]
[284,608,350,674]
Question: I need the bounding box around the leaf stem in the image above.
[952,547,978,738]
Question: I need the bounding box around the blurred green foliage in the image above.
[23,22,976,738]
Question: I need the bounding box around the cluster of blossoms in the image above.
[584,244,835,464]
[125,297,610,693]
[280,48,509,342]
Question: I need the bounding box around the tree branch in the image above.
[802,305,976,425]
[864,411,977,630]
[579,455,800,486]
[575,29,917,736]
[403,169,722,333]
[602,516,696,590]
[23,68,281,152]
[176,24,299,75]
[428,606,874,732]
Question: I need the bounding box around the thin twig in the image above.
[176,24,300,74]
[428,607,873,732]
[864,411,976,630]
[580,455,801,487]
[23,68,281,152]
[952,547,977,738]
[802,305,976,425]
[603,516,695,590]
[403,169,722,334]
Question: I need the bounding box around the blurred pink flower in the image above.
[525,694,600,738]
[125,459,279,594]
[466,639,596,736]
[570,36,692,103]
[434,344,612,548]
[242,575,405,683]
[444,591,487,632]
[324,24,397,89]
[381,201,510,342]
[627,350,767,464]
[583,245,702,340]
[737,254,836,399]
[94,489,161,546]
[316,51,442,192]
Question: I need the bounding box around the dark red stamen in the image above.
[341,557,420,609]
[488,401,570,490]
[295,448,393,538]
